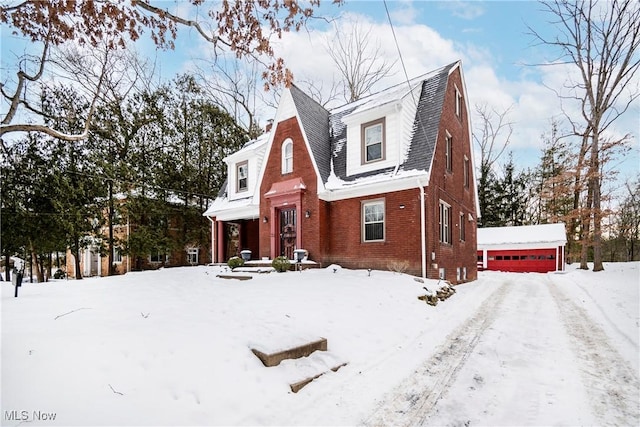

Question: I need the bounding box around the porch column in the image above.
[217,220,225,263]
[270,205,277,258]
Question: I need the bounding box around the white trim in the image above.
[479,241,566,251]
[319,172,430,202]
[281,138,293,174]
[361,198,385,242]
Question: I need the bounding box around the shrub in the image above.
[388,260,410,274]
[227,256,245,270]
[53,269,66,279]
[272,256,291,272]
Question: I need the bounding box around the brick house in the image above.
[66,197,211,278]
[204,61,479,283]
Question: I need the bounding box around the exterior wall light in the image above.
[305,210,311,218]
[263,216,268,223]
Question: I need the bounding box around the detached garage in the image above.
[477,223,567,273]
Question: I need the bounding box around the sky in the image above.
[153,0,640,194]
[2,0,639,194]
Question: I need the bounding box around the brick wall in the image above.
[423,67,478,283]
[259,116,322,260]
[255,70,478,283]
[324,188,424,275]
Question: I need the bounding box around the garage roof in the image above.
[478,223,567,248]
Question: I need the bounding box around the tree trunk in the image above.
[572,132,590,267]
[590,132,604,272]
[108,179,114,276]
[579,183,593,270]
[3,246,11,282]
[30,243,44,283]
[73,236,83,280]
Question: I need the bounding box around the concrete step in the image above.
[250,336,348,393]
[251,337,327,367]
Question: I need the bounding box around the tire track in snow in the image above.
[548,278,640,426]
[363,281,512,427]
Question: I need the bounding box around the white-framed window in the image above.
[459,212,466,242]
[445,132,452,172]
[282,139,293,174]
[236,161,248,192]
[362,118,385,163]
[439,201,452,244]
[113,247,122,263]
[187,247,199,265]
[463,155,470,188]
[455,85,462,118]
[362,199,385,242]
[150,251,165,263]
[439,268,446,280]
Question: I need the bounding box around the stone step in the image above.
[251,337,327,367]
[216,274,253,281]
[289,361,348,393]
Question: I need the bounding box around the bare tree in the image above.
[473,103,514,226]
[474,103,514,172]
[0,0,340,144]
[326,19,396,102]
[531,0,640,271]
[195,57,267,139]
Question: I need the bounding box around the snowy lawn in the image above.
[1,263,638,426]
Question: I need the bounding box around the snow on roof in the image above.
[202,193,258,220]
[478,223,567,247]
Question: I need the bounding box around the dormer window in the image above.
[282,139,293,174]
[362,118,385,163]
[236,161,248,192]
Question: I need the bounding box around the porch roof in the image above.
[264,177,307,198]
[203,196,259,221]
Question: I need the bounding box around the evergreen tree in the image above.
[500,153,529,226]
[42,85,106,279]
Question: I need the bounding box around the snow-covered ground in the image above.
[1,263,638,426]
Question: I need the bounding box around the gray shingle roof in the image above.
[400,64,452,172]
[289,85,331,182]
[289,62,457,184]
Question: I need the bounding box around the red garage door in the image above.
[485,248,557,273]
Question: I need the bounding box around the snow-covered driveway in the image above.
[366,272,640,426]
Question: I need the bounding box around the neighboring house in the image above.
[204,61,479,283]
[477,223,567,273]
[66,197,210,278]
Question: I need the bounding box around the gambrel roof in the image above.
[287,61,458,187]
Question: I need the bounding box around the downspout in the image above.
[206,216,216,265]
[418,179,426,279]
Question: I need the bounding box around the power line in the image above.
[383,0,414,101]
